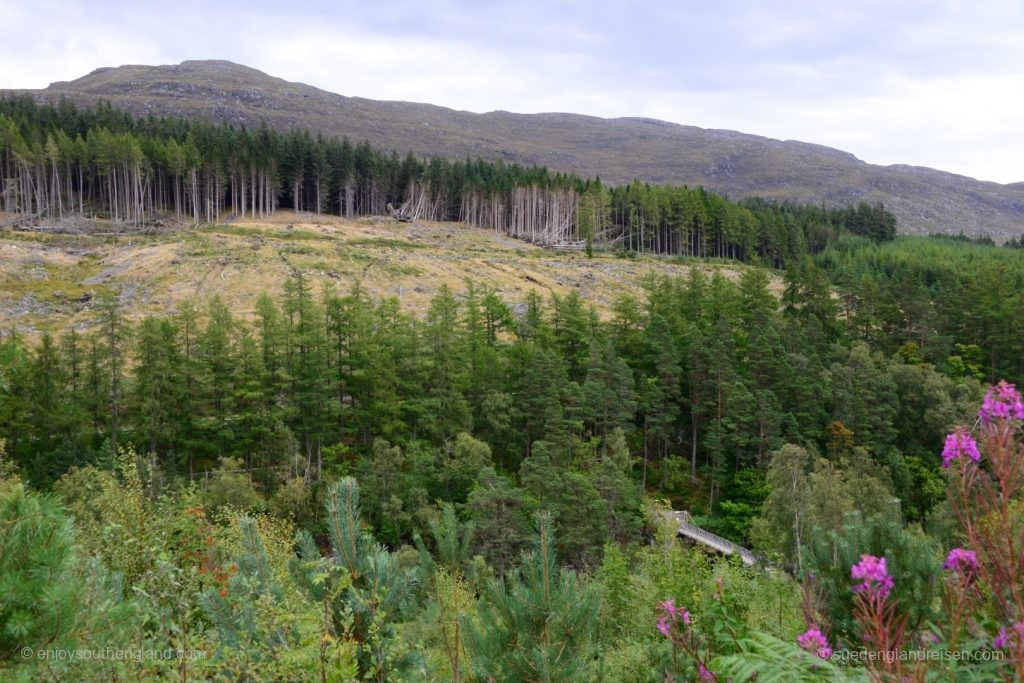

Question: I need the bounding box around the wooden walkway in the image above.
[672,511,757,566]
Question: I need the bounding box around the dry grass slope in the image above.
[0,212,764,336]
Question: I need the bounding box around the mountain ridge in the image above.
[6,59,1023,239]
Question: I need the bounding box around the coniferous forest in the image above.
[2,98,1024,681]
[0,97,897,263]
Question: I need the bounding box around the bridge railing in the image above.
[671,511,757,566]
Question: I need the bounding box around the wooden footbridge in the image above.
[672,511,757,566]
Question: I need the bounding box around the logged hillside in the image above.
[0,212,760,335]
[6,60,1024,240]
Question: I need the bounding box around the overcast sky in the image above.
[2,0,1022,183]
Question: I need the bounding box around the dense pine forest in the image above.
[1,97,897,264]
[2,97,1024,681]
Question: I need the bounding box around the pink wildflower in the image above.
[656,597,691,634]
[943,547,979,574]
[993,628,1009,650]
[797,626,832,659]
[698,663,715,681]
[941,427,981,468]
[994,620,1024,649]
[979,381,1024,425]
[851,554,894,598]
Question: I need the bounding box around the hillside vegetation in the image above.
[2,74,1024,682]
[3,213,1024,678]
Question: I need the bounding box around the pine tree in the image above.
[202,516,358,681]
[580,337,636,445]
[782,256,840,347]
[507,342,569,461]
[465,511,600,682]
[551,291,593,383]
[520,440,608,567]
[0,484,79,658]
[640,312,682,487]
[290,477,418,680]
[413,501,475,577]
[803,510,940,641]
[0,483,132,662]
[590,428,643,544]
[201,516,289,652]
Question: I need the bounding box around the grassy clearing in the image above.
[1,211,768,334]
[199,223,330,242]
[343,237,426,250]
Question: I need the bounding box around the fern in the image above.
[712,632,865,682]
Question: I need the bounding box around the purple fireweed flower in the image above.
[941,427,981,468]
[797,627,832,659]
[657,598,691,625]
[943,547,979,574]
[993,620,1024,649]
[656,616,671,636]
[698,663,715,681]
[979,381,1024,425]
[851,554,894,598]
[994,628,1009,650]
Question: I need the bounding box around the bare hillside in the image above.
[0,213,760,335]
